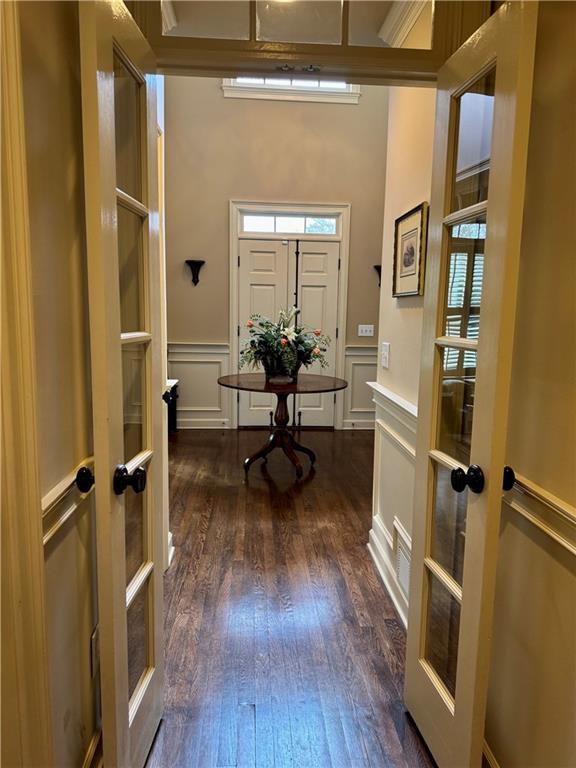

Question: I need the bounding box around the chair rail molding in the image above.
[167,342,232,428]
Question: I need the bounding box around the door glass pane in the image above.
[125,490,146,586]
[127,583,149,699]
[256,0,342,44]
[438,347,476,464]
[118,204,145,333]
[431,464,467,585]
[444,218,485,340]
[347,0,432,49]
[122,343,147,459]
[162,1,250,40]
[452,70,495,212]
[113,53,142,201]
[425,572,461,698]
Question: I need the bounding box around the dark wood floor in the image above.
[146,429,435,768]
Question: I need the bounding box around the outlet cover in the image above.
[381,342,390,368]
[358,324,374,337]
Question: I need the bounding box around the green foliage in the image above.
[239,306,331,376]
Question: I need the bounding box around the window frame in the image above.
[221,77,361,104]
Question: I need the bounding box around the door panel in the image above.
[289,241,339,427]
[405,4,538,767]
[79,3,164,766]
[238,239,289,426]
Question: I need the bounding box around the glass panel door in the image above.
[79,3,164,767]
[404,4,538,766]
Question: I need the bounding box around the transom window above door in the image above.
[222,77,361,104]
[242,212,338,236]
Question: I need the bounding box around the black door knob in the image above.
[113,465,147,495]
[502,465,516,491]
[75,466,95,493]
[162,391,172,405]
[450,464,485,495]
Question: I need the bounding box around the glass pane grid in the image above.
[113,53,143,203]
[127,578,150,700]
[424,570,461,699]
[451,70,495,213]
[122,342,149,461]
[242,213,337,235]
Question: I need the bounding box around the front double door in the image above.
[238,238,339,427]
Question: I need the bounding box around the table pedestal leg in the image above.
[244,392,316,478]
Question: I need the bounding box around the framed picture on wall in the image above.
[392,202,429,297]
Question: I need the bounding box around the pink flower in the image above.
[313,346,321,356]
[313,329,322,336]
[280,337,288,346]
[246,320,254,328]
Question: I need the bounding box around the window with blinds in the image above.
[443,230,485,373]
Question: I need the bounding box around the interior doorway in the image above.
[230,202,351,429]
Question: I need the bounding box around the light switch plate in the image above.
[358,324,374,337]
[381,342,390,369]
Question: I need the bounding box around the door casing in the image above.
[229,200,351,429]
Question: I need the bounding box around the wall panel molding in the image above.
[367,385,417,628]
[167,343,232,428]
[342,346,377,429]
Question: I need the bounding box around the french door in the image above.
[405,4,538,767]
[79,3,164,766]
[238,238,340,427]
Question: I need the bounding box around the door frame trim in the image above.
[1,2,54,763]
[229,199,351,429]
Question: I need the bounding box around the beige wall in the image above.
[375,8,435,406]
[19,3,98,766]
[165,77,388,344]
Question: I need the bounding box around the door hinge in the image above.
[334,393,337,404]
[336,327,339,339]
[238,254,240,267]
[338,257,341,270]
[237,392,240,404]
[237,325,240,337]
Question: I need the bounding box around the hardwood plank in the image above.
[146,430,436,768]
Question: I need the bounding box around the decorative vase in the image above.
[263,358,301,385]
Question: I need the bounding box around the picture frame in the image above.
[392,202,429,297]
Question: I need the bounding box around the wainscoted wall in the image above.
[167,343,232,429]
[367,382,417,627]
[342,346,378,429]
[168,343,377,430]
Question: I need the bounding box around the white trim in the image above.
[368,521,409,628]
[161,0,178,35]
[376,418,416,463]
[378,1,428,47]
[229,200,350,429]
[222,79,361,105]
[368,381,418,420]
[1,2,54,762]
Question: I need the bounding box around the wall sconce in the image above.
[185,259,205,286]
[373,265,382,287]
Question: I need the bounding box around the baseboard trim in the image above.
[368,526,408,628]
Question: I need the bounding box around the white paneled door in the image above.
[238,239,289,426]
[79,3,164,767]
[404,4,538,767]
[238,238,340,427]
[289,240,339,426]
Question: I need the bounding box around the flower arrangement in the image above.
[240,306,330,382]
